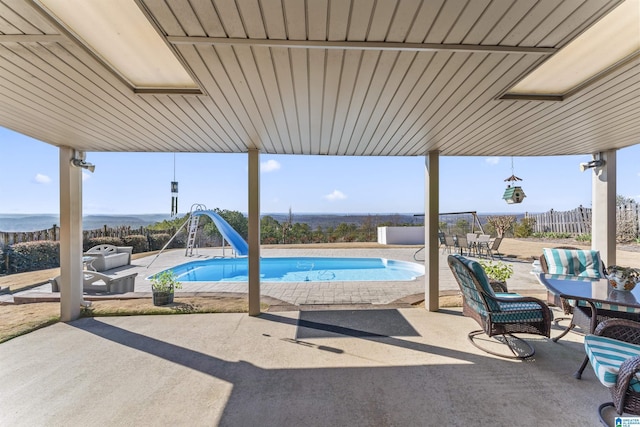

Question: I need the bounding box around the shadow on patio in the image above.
[0,307,609,426]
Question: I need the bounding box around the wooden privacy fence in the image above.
[527,206,592,235]
[0,224,169,248]
[527,203,640,238]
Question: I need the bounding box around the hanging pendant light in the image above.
[171,153,179,216]
[502,157,526,204]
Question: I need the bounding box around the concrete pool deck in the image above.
[6,244,549,307]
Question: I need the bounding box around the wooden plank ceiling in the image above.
[0,0,637,157]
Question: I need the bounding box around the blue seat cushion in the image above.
[584,334,640,391]
[491,300,547,324]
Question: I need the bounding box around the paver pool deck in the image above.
[8,244,548,306]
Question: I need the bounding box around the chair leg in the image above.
[468,330,535,359]
[574,354,590,379]
[598,402,615,426]
[552,320,576,342]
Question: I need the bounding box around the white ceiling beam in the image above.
[0,34,66,43]
[167,36,556,55]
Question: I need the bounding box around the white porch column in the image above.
[248,148,261,316]
[424,151,440,312]
[591,150,616,266]
[59,146,84,321]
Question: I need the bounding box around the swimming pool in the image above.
[151,257,424,282]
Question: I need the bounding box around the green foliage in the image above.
[148,233,172,251]
[576,234,592,242]
[260,215,282,244]
[84,237,123,251]
[8,241,60,273]
[204,209,249,244]
[530,232,572,239]
[122,234,148,253]
[479,260,514,283]
[513,217,536,238]
[150,270,182,293]
[147,215,186,231]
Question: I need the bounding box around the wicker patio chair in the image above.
[447,254,552,359]
[584,319,640,424]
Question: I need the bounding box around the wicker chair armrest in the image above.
[486,294,549,307]
[594,319,640,345]
[618,355,640,387]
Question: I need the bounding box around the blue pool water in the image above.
[151,257,424,282]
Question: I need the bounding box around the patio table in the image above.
[538,273,640,378]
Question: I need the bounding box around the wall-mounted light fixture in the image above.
[70,150,95,173]
[579,159,605,172]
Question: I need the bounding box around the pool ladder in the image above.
[185,214,201,256]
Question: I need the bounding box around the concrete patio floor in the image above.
[0,306,612,426]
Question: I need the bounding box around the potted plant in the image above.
[479,260,514,292]
[150,270,182,306]
[606,265,640,292]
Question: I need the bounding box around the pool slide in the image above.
[192,210,249,256]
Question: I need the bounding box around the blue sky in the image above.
[1,126,638,215]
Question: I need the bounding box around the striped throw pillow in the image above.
[543,248,604,278]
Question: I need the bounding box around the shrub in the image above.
[148,233,172,251]
[617,218,638,243]
[576,234,592,242]
[84,237,123,251]
[8,241,60,273]
[122,234,148,253]
[514,217,536,238]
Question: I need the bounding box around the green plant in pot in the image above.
[150,270,182,306]
[479,260,514,293]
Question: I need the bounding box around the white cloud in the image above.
[34,173,51,184]
[261,159,281,172]
[324,190,347,201]
[82,171,92,181]
[485,157,500,165]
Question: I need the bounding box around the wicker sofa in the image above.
[84,244,132,272]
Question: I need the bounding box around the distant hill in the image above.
[0,214,172,232]
[0,212,529,233]
[264,213,424,229]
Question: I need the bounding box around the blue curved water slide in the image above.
[192,210,249,256]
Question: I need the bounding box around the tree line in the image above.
[149,208,417,246]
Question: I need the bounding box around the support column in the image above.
[59,147,84,321]
[424,151,440,312]
[591,150,616,266]
[248,149,261,316]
